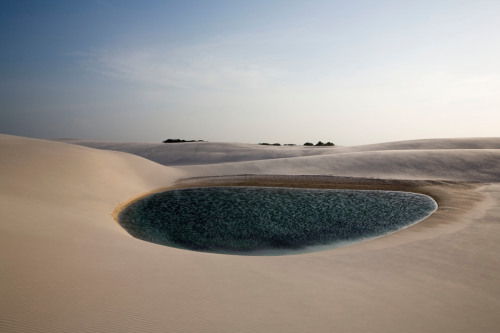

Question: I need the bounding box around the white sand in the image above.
[1,134,500,332]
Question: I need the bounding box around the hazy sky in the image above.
[1,0,499,145]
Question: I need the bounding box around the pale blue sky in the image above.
[1,0,499,145]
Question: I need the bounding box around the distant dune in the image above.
[58,137,500,181]
[2,134,500,332]
[55,137,500,166]
[54,139,342,165]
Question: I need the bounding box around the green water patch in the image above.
[118,187,437,255]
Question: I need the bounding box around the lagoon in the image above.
[118,187,437,255]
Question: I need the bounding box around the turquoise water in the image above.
[118,187,437,255]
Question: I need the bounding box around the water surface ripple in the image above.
[118,187,437,255]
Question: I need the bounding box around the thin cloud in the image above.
[80,32,293,92]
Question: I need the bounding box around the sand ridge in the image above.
[2,133,500,332]
[57,136,500,166]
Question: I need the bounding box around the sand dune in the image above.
[2,134,500,332]
[55,139,341,166]
[56,137,500,166]
[181,149,500,181]
[342,137,500,152]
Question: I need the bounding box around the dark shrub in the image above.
[163,139,205,143]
